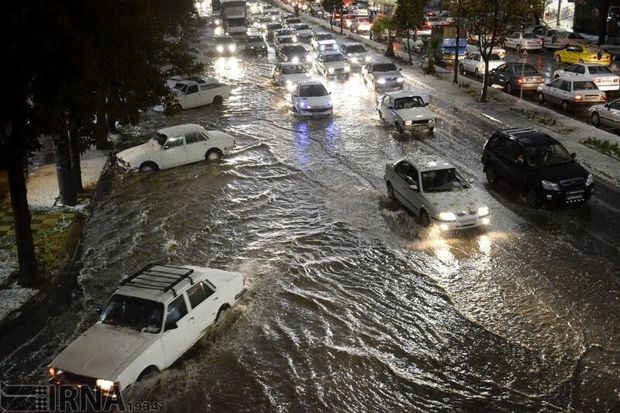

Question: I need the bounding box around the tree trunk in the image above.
[6,150,37,287]
[453,24,460,83]
[330,15,333,32]
[94,107,110,149]
[407,30,413,65]
[480,59,489,103]
[599,1,610,45]
[54,133,77,206]
[386,33,395,57]
[340,15,344,34]
[69,124,83,192]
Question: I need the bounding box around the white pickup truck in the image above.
[48,264,247,396]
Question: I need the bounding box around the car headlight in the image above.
[365,55,372,62]
[478,206,490,217]
[229,44,236,52]
[292,35,298,42]
[350,57,359,63]
[216,45,224,53]
[438,212,457,221]
[291,56,300,63]
[96,379,115,392]
[306,55,312,62]
[285,80,295,92]
[328,67,335,74]
[397,77,404,83]
[377,78,386,84]
[541,180,560,191]
[585,173,594,186]
[327,98,333,107]
[344,64,350,72]
[404,120,412,126]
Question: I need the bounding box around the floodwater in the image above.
[1,15,619,413]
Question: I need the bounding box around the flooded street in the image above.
[1,26,620,413]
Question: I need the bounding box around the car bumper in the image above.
[434,215,491,231]
[594,84,619,91]
[114,156,134,172]
[374,82,404,90]
[326,72,350,80]
[542,186,593,205]
[297,107,333,117]
[402,121,434,131]
[517,83,544,91]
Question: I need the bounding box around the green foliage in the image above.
[422,37,442,74]
[393,0,426,37]
[582,137,620,158]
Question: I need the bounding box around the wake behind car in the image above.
[272,62,313,91]
[537,78,606,112]
[313,51,351,80]
[48,264,247,395]
[481,127,594,207]
[115,124,235,172]
[291,80,333,117]
[384,156,491,230]
[377,91,436,134]
[277,43,311,64]
[362,61,404,90]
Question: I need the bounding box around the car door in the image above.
[183,84,201,109]
[161,136,188,169]
[545,78,563,103]
[600,99,620,127]
[490,63,506,85]
[184,132,207,163]
[382,96,396,124]
[503,140,527,187]
[160,295,194,366]
[393,161,421,212]
[185,281,220,340]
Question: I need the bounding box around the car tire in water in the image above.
[378,110,384,121]
[137,366,159,382]
[485,164,498,186]
[387,183,395,201]
[419,209,431,227]
[561,100,569,112]
[591,112,601,127]
[459,64,465,75]
[505,82,513,94]
[537,92,545,104]
[526,187,543,208]
[206,148,222,161]
[396,122,404,134]
[216,304,231,325]
[139,162,159,172]
[213,95,224,105]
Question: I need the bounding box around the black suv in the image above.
[481,128,594,207]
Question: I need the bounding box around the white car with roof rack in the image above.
[48,264,247,395]
[553,63,620,91]
[115,124,235,172]
[384,157,491,231]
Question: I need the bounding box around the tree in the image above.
[393,0,427,64]
[459,0,539,102]
[421,37,442,74]
[372,15,398,58]
[322,0,344,33]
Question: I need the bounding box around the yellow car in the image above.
[554,45,611,65]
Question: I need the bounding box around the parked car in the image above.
[291,80,333,117]
[243,33,268,54]
[458,52,504,77]
[315,39,339,54]
[554,45,611,65]
[311,32,335,50]
[488,62,545,94]
[284,17,302,26]
[205,35,237,56]
[362,61,404,90]
[160,77,232,111]
[339,42,373,67]
[553,63,620,91]
[532,27,559,48]
[313,51,351,80]
[384,156,491,230]
[503,31,543,51]
[377,91,436,134]
[48,264,247,395]
[277,44,312,64]
[465,44,506,59]
[537,78,606,111]
[115,124,235,172]
[481,127,594,207]
[589,98,620,129]
[350,17,371,34]
[272,62,313,91]
[549,31,590,49]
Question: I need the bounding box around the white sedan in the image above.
[553,63,620,91]
[377,91,436,134]
[115,124,235,172]
[537,78,606,112]
[503,31,543,51]
[291,80,333,117]
[272,62,313,91]
[459,52,504,77]
[313,51,351,80]
[589,98,620,129]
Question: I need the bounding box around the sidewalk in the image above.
[290,4,620,189]
[0,142,109,323]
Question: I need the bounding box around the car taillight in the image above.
[614,78,619,83]
[424,23,431,29]
[516,77,523,84]
[602,92,607,101]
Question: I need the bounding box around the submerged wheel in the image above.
[206,148,222,161]
[419,209,431,227]
[459,64,465,75]
[591,112,601,127]
[139,162,159,172]
[485,164,498,186]
[216,305,231,325]
[561,100,569,112]
[137,367,159,382]
[396,122,404,134]
[213,95,224,105]
[537,92,545,104]
[505,82,513,94]
[526,187,543,208]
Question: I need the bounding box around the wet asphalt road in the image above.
[1,15,620,413]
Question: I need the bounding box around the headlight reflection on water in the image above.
[213,57,244,81]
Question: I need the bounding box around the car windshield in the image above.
[347,45,367,53]
[283,45,306,54]
[374,63,398,72]
[525,143,573,167]
[246,36,263,42]
[295,24,310,30]
[100,294,163,333]
[511,64,539,74]
[299,84,328,97]
[317,33,333,40]
[281,64,306,74]
[228,18,245,27]
[488,53,502,60]
[421,168,469,192]
[588,65,612,74]
[153,133,167,147]
[393,96,424,109]
[277,29,294,36]
[574,80,598,90]
[523,32,538,38]
[323,53,346,62]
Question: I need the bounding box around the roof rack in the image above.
[120,264,195,297]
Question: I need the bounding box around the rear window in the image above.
[573,81,598,90]
[347,45,367,53]
[299,84,328,97]
[588,65,612,74]
[523,32,538,39]
[283,45,307,54]
[510,64,539,75]
[373,63,398,72]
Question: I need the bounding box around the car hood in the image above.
[375,70,401,79]
[116,140,160,163]
[424,188,486,214]
[323,61,348,69]
[50,323,159,381]
[282,73,313,82]
[298,95,332,106]
[394,107,434,121]
[534,161,588,182]
[347,52,371,61]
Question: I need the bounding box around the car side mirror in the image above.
[165,321,178,331]
[398,68,402,71]
[605,103,610,108]
[387,104,393,109]
[570,152,576,159]
[409,183,419,191]
[491,68,497,73]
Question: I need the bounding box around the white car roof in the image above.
[319,50,343,56]
[158,123,206,137]
[297,80,325,86]
[399,156,454,172]
[384,91,423,99]
[343,42,365,47]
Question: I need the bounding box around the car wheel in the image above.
[537,92,545,104]
[459,64,465,75]
[555,55,562,64]
[378,110,384,121]
[419,209,431,227]
[139,162,159,172]
[216,304,231,325]
[526,187,543,208]
[591,111,601,127]
[485,164,498,186]
[505,82,513,94]
[561,100,569,112]
[206,148,222,161]
[213,95,224,105]
[137,366,159,382]
[386,182,395,200]
[396,122,404,134]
